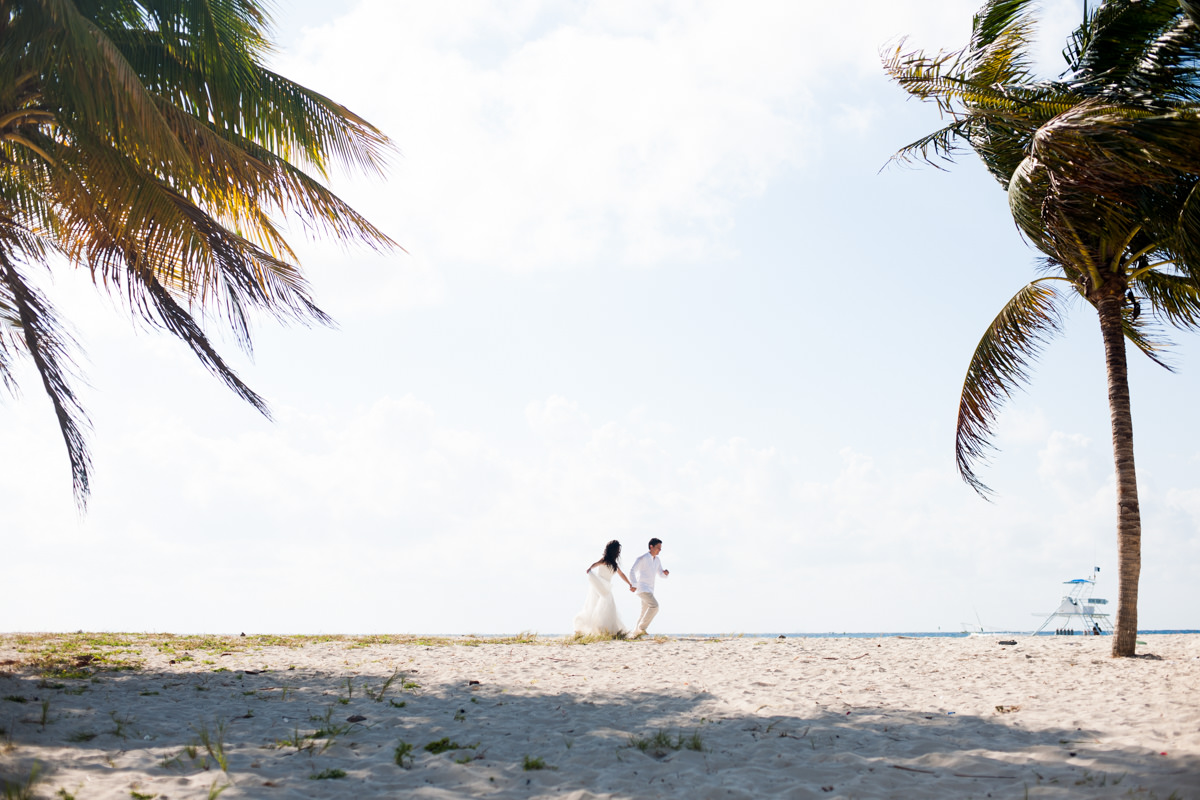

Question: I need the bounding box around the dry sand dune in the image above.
[1,633,1197,799]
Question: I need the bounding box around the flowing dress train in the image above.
[573,564,625,636]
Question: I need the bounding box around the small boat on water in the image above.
[1033,567,1112,636]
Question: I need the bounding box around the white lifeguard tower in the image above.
[1033,567,1112,636]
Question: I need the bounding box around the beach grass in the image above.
[0,632,551,677]
[0,630,695,680]
[629,728,704,757]
[0,761,42,800]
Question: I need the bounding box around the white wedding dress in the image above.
[573,564,626,636]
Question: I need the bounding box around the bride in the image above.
[573,540,634,636]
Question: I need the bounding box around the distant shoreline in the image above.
[2,629,1197,638]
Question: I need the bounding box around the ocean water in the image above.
[670,630,1200,639]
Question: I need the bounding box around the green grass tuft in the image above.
[424,737,462,754]
[522,755,551,771]
[629,728,703,757]
[394,740,414,768]
[0,761,43,800]
[309,768,347,780]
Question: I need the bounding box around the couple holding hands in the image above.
[573,538,669,638]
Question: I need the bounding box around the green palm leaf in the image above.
[0,0,397,505]
[956,282,1064,496]
[1138,269,1200,328]
[1069,0,1182,89]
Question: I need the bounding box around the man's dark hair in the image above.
[648,538,662,548]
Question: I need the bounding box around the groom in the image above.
[629,538,669,637]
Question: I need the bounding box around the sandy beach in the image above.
[1,632,1197,799]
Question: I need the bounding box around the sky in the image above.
[2,0,1198,636]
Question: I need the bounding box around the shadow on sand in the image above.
[1,658,1197,799]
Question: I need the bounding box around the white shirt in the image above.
[630,552,666,593]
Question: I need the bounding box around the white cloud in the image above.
[1037,430,1099,498]
[270,0,988,277]
[6,373,1197,633]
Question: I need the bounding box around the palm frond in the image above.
[885,46,1070,119]
[205,121,398,252]
[1127,16,1200,104]
[0,213,59,395]
[1069,0,1182,90]
[135,270,271,416]
[31,126,331,346]
[1009,104,1200,273]
[1,0,397,506]
[1061,1,1094,73]
[34,0,190,167]
[1120,297,1176,369]
[956,281,1064,496]
[1182,0,1200,26]
[0,250,91,506]
[0,295,24,394]
[967,116,1039,186]
[250,68,395,178]
[1137,269,1200,329]
[965,0,1039,84]
[1007,154,1056,252]
[108,31,394,179]
[968,0,1039,53]
[883,26,1075,188]
[888,119,974,170]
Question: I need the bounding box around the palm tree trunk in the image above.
[1095,292,1140,658]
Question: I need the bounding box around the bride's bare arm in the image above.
[587,559,605,572]
[615,567,634,588]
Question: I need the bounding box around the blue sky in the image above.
[2,0,1197,635]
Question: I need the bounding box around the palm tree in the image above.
[1,0,395,506]
[884,0,1200,656]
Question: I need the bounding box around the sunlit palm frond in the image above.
[968,0,1039,52]
[34,126,331,346]
[883,18,1075,191]
[35,0,190,167]
[109,31,394,179]
[956,282,1064,496]
[229,134,398,251]
[2,0,397,506]
[884,47,1070,121]
[886,0,1042,109]
[965,0,1039,85]
[249,68,395,178]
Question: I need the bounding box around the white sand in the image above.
[1,633,1198,799]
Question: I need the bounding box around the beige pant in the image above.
[634,591,659,634]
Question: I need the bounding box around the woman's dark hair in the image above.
[600,540,621,569]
